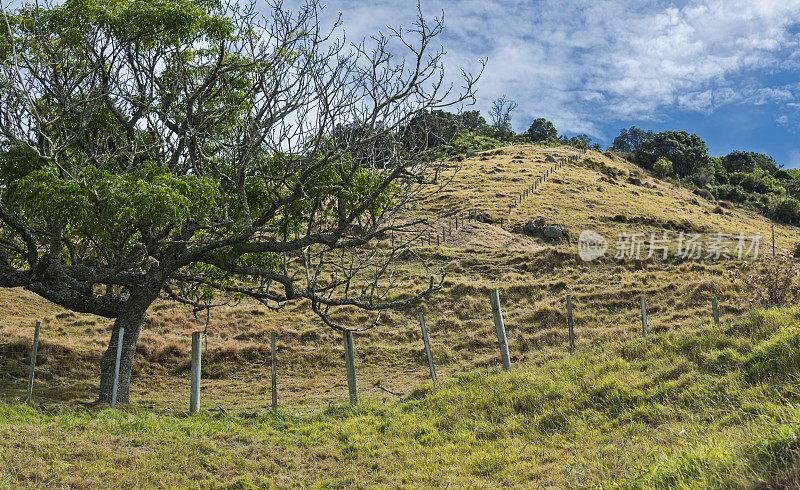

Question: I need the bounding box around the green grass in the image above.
[4,308,800,487]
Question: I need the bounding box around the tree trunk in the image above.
[97,288,159,404]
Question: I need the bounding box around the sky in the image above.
[282,0,800,167]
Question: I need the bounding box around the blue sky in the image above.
[286,0,800,167]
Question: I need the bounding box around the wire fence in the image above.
[391,148,588,248]
[1,284,734,415]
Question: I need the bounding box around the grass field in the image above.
[3,308,800,487]
[2,145,800,487]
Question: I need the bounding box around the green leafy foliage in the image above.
[447,130,505,155]
[613,126,799,225]
[525,118,557,143]
[37,0,234,47]
[611,126,654,152]
[638,131,711,177]
[773,198,800,223]
[653,156,673,178]
[7,164,220,247]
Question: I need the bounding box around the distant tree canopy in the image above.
[612,127,654,152]
[721,151,779,175]
[526,118,558,142]
[638,131,712,177]
[399,110,490,152]
[610,127,798,225]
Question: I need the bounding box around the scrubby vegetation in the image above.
[609,127,800,224]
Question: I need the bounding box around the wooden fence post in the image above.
[641,297,648,338]
[343,330,358,405]
[190,331,203,415]
[418,312,437,384]
[567,295,575,353]
[489,290,511,371]
[110,327,124,409]
[271,332,278,412]
[25,321,40,404]
[712,298,719,326]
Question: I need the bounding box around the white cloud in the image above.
[276,0,800,140]
[777,115,789,125]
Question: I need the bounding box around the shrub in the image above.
[689,171,710,187]
[773,198,800,223]
[729,172,748,186]
[735,256,800,308]
[653,157,673,178]
[442,130,504,157]
[711,184,747,203]
[741,173,779,194]
[693,188,715,201]
[793,243,800,259]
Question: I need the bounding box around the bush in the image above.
[653,157,673,178]
[735,256,800,307]
[741,173,779,194]
[729,172,748,186]
[442,130,504,157]
[689,171,710,187]
[793,243,800,259]
[773,198,800,223]
[711,184,747,203]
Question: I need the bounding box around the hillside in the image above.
[2,145,799,408]
[2,145,800,487]
[417,145,797,252]
[4,309,800,487]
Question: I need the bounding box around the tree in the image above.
[774,198,800,223]
[638,131,711,177]
[458,110,490,134]
[488,95,517,140]
[721,151,779,175]
[399,110,462,152]
[611,127,654,152]
[526,118,557,143]
[0,0,481,404]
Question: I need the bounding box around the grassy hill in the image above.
[2,145,800,487]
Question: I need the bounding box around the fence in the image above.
[6,147,740,413]
[392,149,587,248]
[4,287,726,414]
